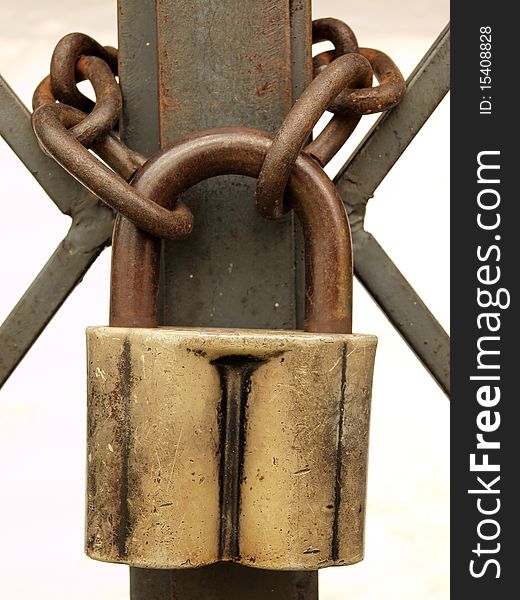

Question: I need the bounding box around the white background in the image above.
[0,1,449,598]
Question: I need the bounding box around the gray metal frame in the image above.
[335,25,450,394]
[0,76,114,386]
[0,24,450,394]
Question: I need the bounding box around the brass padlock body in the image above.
[86,326,376,570]
[87,129,377,571]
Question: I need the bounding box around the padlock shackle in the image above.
[110,128,353,333]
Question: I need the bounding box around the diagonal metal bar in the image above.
[354,230,449,396]
[0,215,112,387]
[334,24,450,225]
[334,24,450,396]
[1,75,100,218]
[0,75,113,389]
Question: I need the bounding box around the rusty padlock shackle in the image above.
[110,127,353,334]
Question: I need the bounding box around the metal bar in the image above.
[0,74,102,218]
[130,564,318,599]
[116,2,165,594]
[0,76,113,389]
[115,0,316,597]
[117,0,160,157]
[157,0,299,331]
[334,24,450,395]
[130,569,173,599]
[290,0,312,104]
[334,24,450,220]
[0,214,112,388]
[289,0,312,328]
[353,229,450,396]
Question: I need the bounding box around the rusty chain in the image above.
[255,17,406,219]
[31,18,405,236]
[32,35,194,240]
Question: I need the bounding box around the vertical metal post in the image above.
[157,0,309,331]
[117,0,316,598]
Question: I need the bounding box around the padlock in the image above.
[86,128,377,571]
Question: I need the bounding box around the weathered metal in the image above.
[89,126,374,571]
[34,56,122,147]
[154,0,301,338]
[31,101,193,240]
[1,20,450,403]
[126,1,317,596]
[334,24,451,395]
[255,53,373,219]
[33,70,142,181]
[110,128,353,334]
[129,565,318,599]
[28,20,400,315]
[50,32,118,113]
[312,17,359,54]
[0,76,114,389]
[31,20,401,253]
[117,0,160,158]
[87,326,375,569]
[0,5,451,600]
[255,19,406,219]
[0,225,111,388]
[27,19,406,292]
[314,48,406,115]
[29,33,194,240]
[335,25,450,228]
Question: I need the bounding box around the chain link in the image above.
[32,34,194,240]
[31,20,406,235]
[256,17,406,219]
[255,53,374,219]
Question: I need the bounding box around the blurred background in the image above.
[0,1,449,598]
